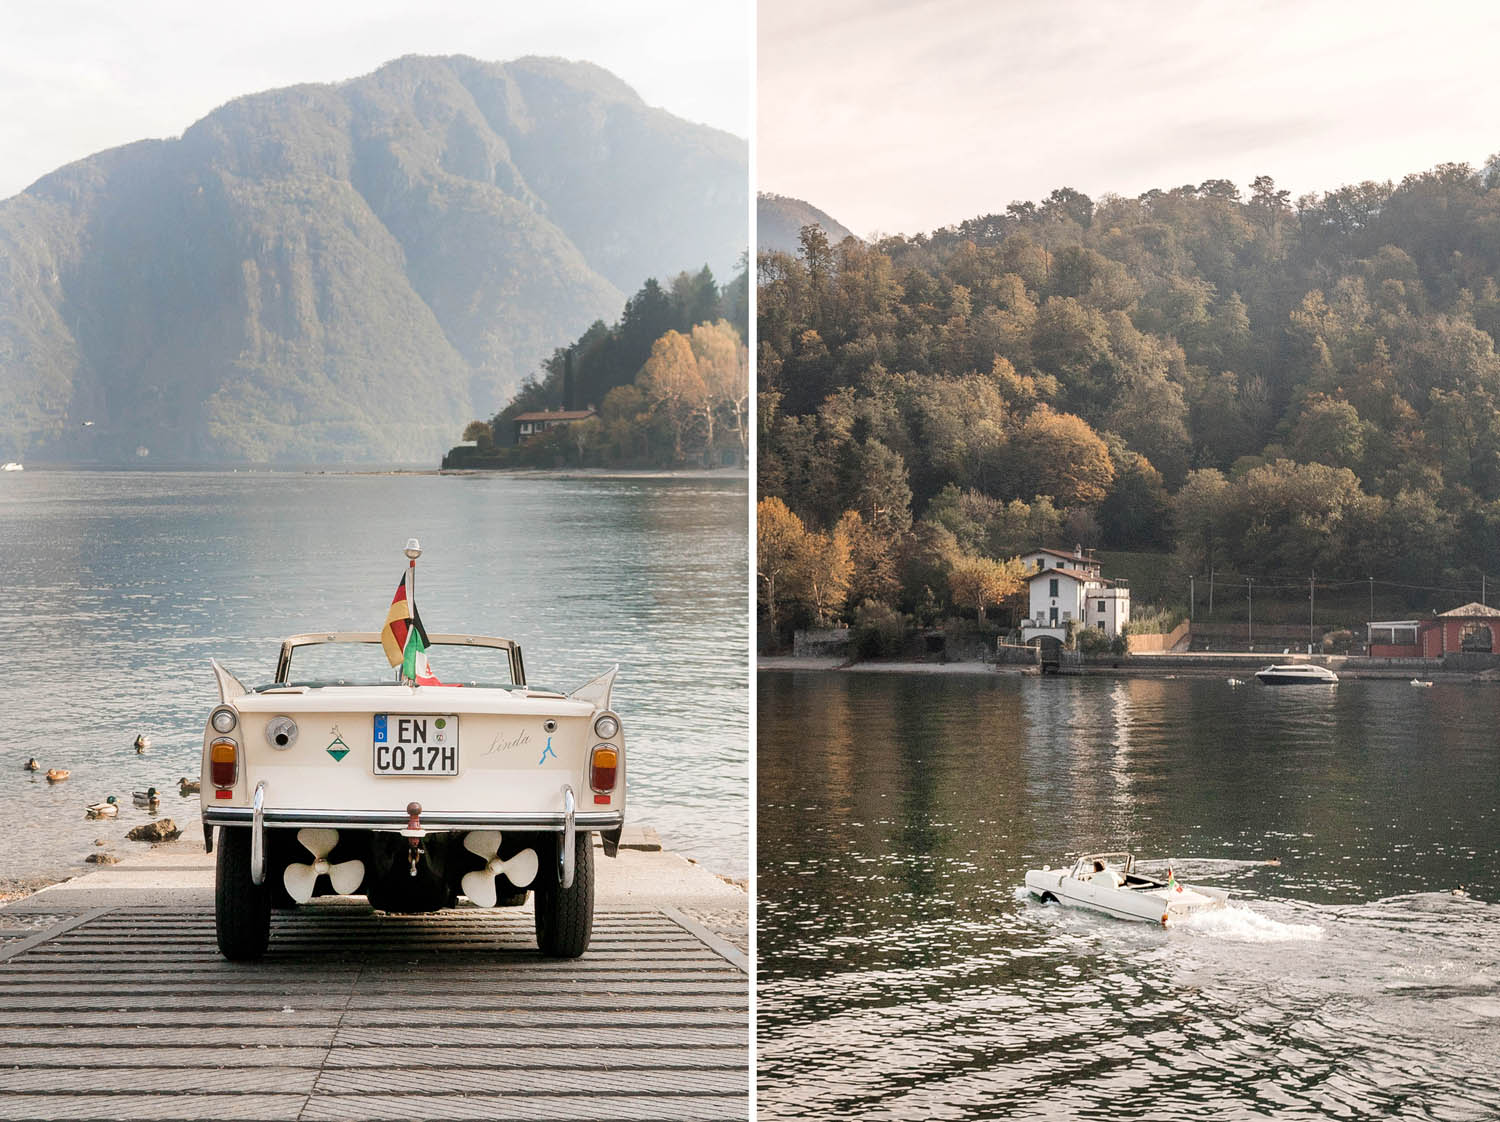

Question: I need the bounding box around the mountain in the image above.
[757,193,856,254]
[0,55,747,464]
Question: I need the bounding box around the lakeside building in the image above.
[512,408,597,443]
[1019,545,1130,644]
[1368,602,1500,657]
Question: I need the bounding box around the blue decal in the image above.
[373,714,388,743]
[538,735,556,765]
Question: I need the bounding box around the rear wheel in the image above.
[534,832,593,958]
[215,826,270,961]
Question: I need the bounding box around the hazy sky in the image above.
[760,0,1500,238]
[0,0,751,200]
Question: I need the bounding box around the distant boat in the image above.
[1411,679,1434,688]
[1,462,21,472]
[1255,664,1338,685]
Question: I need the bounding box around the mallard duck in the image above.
[45,768,70,783]
[134,734,150,754]
[86,796,119,818]
[178,776,200,795]
[132,787,159,806]
[24,757,40,771]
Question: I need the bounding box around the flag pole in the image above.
[403,538,422,685]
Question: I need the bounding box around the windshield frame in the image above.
[274,632,526,687]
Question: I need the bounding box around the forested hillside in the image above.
[448,265,748,469]
[0,55,747,464]
[759,162,1500,633]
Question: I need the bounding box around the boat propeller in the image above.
[460,830,539,908]
[283,828,365,903]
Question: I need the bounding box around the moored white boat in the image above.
[1255,663,1338,685]
[1,462,22,472]
[1025,852,1229,926]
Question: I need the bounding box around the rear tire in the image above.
[216,826,270,961]
[534,832,593,958]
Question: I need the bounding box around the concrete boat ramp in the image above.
[0,825,748,1121]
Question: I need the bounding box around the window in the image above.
[1049,606,1058,623]
[1049,578,1058,597]
[1098,621,1106,630]
[1097,600,1106,613]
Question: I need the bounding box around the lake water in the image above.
[759,670,1500,1120]
[0,470,748,888]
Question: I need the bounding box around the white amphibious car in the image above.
[201,633,624,961]
[1025,852,1228,926]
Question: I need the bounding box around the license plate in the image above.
[373,714,459,776]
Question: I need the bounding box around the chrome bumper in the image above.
[203,806,624,832]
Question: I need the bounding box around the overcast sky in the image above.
[759,0,1500,238]
[0,0,750,200]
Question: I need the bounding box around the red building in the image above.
[1368,602,1500,657]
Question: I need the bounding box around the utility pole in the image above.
[1309,573,1316,655]
[1189,575,1195,622]
[1209,568,1214,618]
[1247,577,1253,651]
[1368,576,1373,623]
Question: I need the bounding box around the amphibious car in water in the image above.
[201,630,624,961]
[1025,852,1228,926]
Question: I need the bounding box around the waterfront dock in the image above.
[0,822,747,1121]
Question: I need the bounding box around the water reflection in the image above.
[760,671,1500,1119]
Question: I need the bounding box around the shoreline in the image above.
[758,654,1493,682]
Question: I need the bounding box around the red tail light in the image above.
[590,745,618,793]
[210,738,238,789]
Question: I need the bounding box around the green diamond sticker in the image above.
[327,746,349,761]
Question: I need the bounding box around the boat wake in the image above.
[1175,902,1322,942]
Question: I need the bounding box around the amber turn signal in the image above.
[590,745,618,793]
[209,738,239,789]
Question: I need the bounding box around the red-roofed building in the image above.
[1020,548,1130,643]
[513,408,597,443]
[1368,602,1500,657]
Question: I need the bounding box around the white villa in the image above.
[1019,546,1130,643]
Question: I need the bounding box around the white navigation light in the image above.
[404,538,422,559]
[210,708,238,734]
[265,716,298,749]
[594,714,619,740]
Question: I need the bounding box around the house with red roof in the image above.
[1019,545,1130,643]
[1368,602,1500,657]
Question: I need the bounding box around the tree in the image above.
[948,555,1025,621]
[1002,406,1115,507]
[639,331,707,463]
[462,420,493,449]
[757,497,808,633]
[690,320,748,457]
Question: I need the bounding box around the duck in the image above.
[1452,885,1470,898]
[134,734,150,754]
[178,776,200,795]
[24,757,40,771]
[85,796,120,818]
[45,768,70,783]
[1227,677,1246,687]
[132,787,159,807]
[1410,679,1434,688]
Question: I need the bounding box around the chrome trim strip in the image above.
[204,806,622,831]
[560,785,576,890]
[250,781,267,886]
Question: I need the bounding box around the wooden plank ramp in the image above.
[0,903,748,1121]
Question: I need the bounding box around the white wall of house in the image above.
[1025,571,1129,637]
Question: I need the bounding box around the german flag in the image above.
[380,572,429,667]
